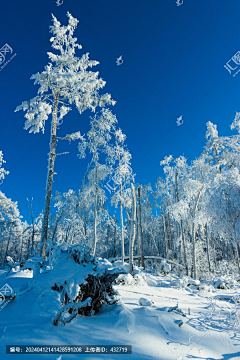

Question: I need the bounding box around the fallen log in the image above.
[52,270,123,326]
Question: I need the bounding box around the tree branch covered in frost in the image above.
[56,131,83,143]
[15,12,116,135]
[0,151,9,183]
[231,112,240,133]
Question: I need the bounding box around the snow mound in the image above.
[188,278,200,286]
[133,274,148,286]
[213,278,230,289]
[10,245,127,325]
[115,273,147,286]
[163,263,171,273]
[172,276,189,288]
[115,273,135,286]
[138,297,153,306]
[142,273,159,286]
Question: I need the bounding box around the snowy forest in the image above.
[1,14,240,280]
[3,112,240,280]
[1,8,240,360]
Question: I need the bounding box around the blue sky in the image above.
[0,0,240,223]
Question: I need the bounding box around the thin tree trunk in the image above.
[136,205,141,256]
[205,223,211,272]
[152,231,160,256]
[212,233,217,269]
[166,212,172,251]
[40,92,59,260]
[138,187,144,269]
[106,226,109,258]
[4,236,11,266]
[181,220,188,275]
[192,186,203,279]
[234,241,240,272]
[129,184,136,275]
[93,160,98,256]
[113,220,116,258]
[27,236,31,259]
[162,214,168,259]
[0,240,4,265]
[28,199,36,256]
[120,181,124,262]
[51,209,64,245]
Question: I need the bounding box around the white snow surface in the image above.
[0,255,240,360]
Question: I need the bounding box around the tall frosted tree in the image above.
[78,108,118,255]
[15,12,115,259]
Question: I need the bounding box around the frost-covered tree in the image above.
[78,108,117,255]
[0,191,23,265]
[105,121,135,262]
[0,151,9,184]
[15,12,115,259]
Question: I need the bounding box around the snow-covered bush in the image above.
[138,298,153,306]
[163,263,171,273]
[115,273,147,286]
[172,276,189,289]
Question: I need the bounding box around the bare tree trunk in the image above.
[40,92,59,260]
[0,240,4,265]
[138,187,144,269]
[233,225,240,272]
[129,184,136,275]
[205,223,211,272]
[120,181,124,262]
[166,212,172,251]
[27,236,31,259]
[181,220,188,275]
[192,186,203,279]
[234,241,240,272]
[51,208,64,245]
[113,219,116,258]
[151,230,160,256]
[136,205,141,257]
[4,236,11,266]
[27,199,36,256]
[93,160,98,256]
[162,214,168,259]
[106,226,109,258]
[212,233,217,269]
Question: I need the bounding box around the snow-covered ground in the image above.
[0,258,240,360]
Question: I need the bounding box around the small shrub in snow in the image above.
[213,278,230,290]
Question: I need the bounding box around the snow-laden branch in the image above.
[56,131,84,143]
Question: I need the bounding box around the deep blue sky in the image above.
[0,0,240,223]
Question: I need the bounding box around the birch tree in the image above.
[129,183,136,275]
[15,13,115,259]
[78,108,117,255]
[106,126,135,262]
